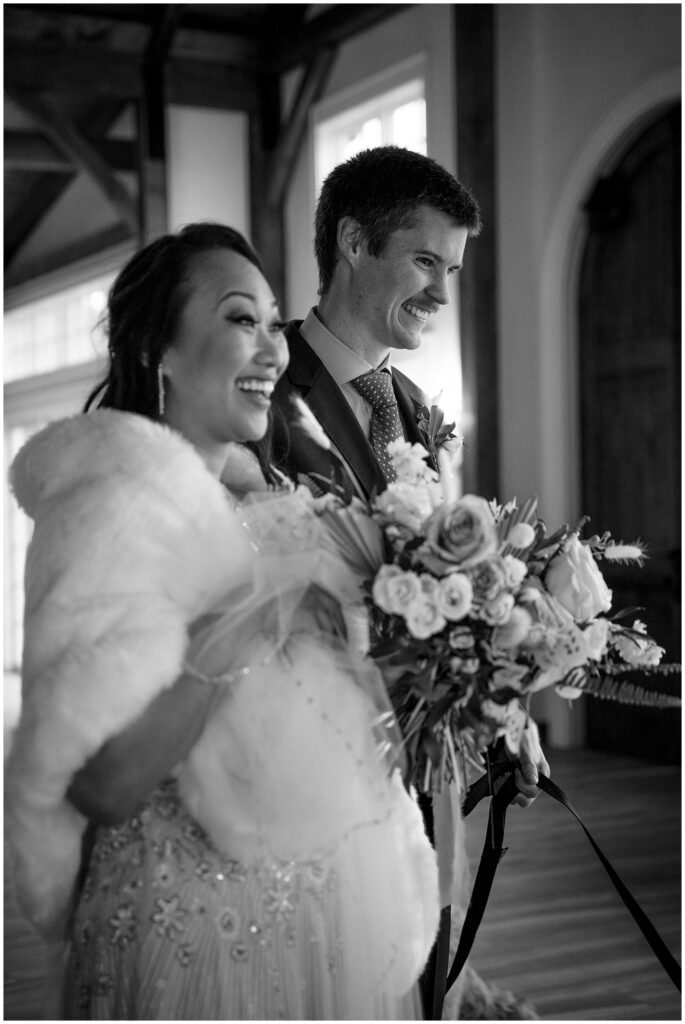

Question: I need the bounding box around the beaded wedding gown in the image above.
[6,411,439,1020]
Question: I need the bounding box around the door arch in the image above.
[578,104,680,762]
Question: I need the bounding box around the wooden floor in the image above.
[4,748,681,1021]
[462,748,681,1021]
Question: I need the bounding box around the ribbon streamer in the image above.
[432,761,681,1019]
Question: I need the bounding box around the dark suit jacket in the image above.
[272,320,436,500]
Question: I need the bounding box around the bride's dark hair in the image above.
[84,222,281,484]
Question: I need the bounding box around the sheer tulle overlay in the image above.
[65,632,437,1020]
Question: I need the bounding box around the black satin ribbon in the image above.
[436,761,681,1018]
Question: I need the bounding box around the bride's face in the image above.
[163,249,289,465]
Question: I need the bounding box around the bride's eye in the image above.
[228,314,258,328]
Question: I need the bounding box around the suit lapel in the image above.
[284,324,385,498]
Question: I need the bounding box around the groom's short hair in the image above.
[314,145,481,295]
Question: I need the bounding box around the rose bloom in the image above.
[448,625,475,651]
[469,556,509,604]
[386,438,438,485]
[502,554,528,588]
[437,572,473,621]
[546,534,612,621]
[423,494,498,573]
[372,564,422,616]
[374,482,433,534]
[478,591,515,625]
[405,599,447,639]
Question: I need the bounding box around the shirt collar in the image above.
[299,308,392,385]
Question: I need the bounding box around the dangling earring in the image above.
[157,363,166,418]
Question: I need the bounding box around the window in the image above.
[314,76,426,193]
[4,273,114,678]
[5,275,112,383]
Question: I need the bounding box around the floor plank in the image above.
[462,747,681,1021]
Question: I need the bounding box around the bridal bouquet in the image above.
[311,434,679,793]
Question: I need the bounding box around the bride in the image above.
[5,223,439,1020]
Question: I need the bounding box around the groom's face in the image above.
[353,204,468,355]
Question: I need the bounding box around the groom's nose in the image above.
[426,268,450,306]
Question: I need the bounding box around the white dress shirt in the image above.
[299,308,392,440]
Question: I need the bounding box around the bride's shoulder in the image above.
[10,409,221,518]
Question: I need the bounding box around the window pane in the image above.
[392,99,426,153]
[4,273,113,382]
[314,77,425,192]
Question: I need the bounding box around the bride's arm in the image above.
[67,672,218,826]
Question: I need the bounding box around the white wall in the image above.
[166,106,249,235]
[495,3,681,745]
[284,5,464,423]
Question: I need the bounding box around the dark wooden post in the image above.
[249,72,287,309]
[138,6,185,243]
[454,5,499,499]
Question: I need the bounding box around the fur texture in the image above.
[6,411,251,938]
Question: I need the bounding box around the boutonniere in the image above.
[413,400,464,464]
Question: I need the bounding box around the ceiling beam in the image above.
[4,224,132,292]
[6,88,139,236]
[4,99,130,269]
[4,41,258,110]
[5,133,136,173]
[4,172,75,267]
[266,46,337,208]
[264,4,412,73]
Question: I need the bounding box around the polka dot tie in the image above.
[351,369,405,483]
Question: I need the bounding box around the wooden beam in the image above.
[4,132,136,173]
[4,99,130,269]
[454,5,499,499]
[4,173,74,267]
[264,4,412,73]
[266,46,337,209]
[4,41,257,111]
[4,224,132,292]
[6,87,139,236]
[4,41,142,98]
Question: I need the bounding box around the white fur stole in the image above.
[6,410,251,939]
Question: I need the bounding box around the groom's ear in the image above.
[336,217,364,268]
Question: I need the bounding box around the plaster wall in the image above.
[167,107,249,235]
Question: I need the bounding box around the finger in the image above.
[514,766,541,800]
[511,791,535,809]
[517,754,539,786]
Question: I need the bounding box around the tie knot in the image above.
[351,369,396,411]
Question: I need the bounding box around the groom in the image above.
[271,146,545,1018]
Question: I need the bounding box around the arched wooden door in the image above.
[579,104,681,763]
